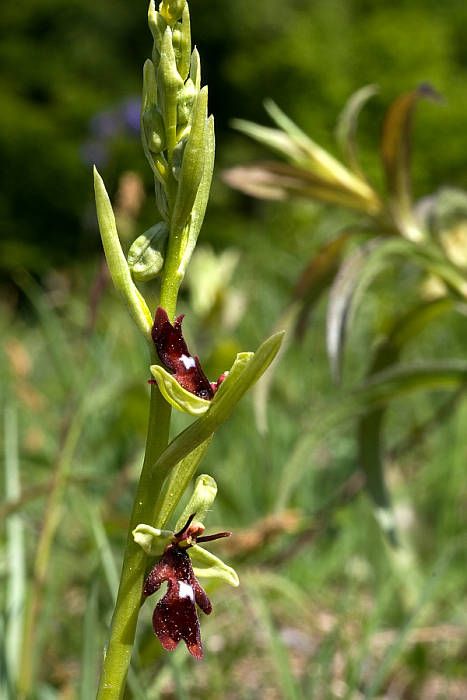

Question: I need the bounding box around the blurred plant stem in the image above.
[17,398,89,699]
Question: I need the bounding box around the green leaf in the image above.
[190,544,239,587]
[326,237,382,381]
[381,84,441,241]
[149,365,211,415]
[223,161,380,214]
[93,167,153,339]
[357,297,458,543]
[326,236,466,381]
[335,84,379,177]
[253,229,363,433]
[231,118,306,166]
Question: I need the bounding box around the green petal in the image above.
[132,524,173,556]
[150,365,211,415]
[190,544,239,587]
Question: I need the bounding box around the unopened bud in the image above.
[177,79,196,126]
[142,105,166,153]
[128,222,169,281]
[159,0,187,25]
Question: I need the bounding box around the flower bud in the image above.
[177,79,196,126]
[171,129,189,181]
[189,47,201,92]
[128,222,169,281]
[159,0,187,25]
[172,3,191,80]
[142,105,166,153]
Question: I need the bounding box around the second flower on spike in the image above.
[150,306,227,414]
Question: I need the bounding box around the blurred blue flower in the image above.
[81,97,141,166]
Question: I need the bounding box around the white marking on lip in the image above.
[180,354,196,370]
[178,581,194,600]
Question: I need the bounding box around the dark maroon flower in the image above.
[143,515,231,659]
[152,307,226,399]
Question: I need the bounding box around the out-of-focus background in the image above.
[1,0,466,697]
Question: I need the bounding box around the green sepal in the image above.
[128,222,169,281]
[149,365,211,415]
[178,114,215,277]
[158,26,184,156]
[147,3,167,71]
[142,58,157,112]
[141,60,167,185]
[172,3,191,81]
[175,474,217,531]
[190,544,239,587]
[189,48,201,92]
[171,86,208,238]
[132,523,173,556]
[93,167,153,339]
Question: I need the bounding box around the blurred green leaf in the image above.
[335,84,379,177]
[381,84,441,240]
[357,297,459,543]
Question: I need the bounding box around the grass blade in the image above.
[4,404,25,691]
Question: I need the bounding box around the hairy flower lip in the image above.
[143,544,211,659]
[142,513,232,659]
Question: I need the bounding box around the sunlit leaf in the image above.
[223,161,380,214]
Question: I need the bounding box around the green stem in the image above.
[96,354,172,700]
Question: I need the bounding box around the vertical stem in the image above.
[96,350,172,700]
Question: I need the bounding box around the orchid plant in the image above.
[93,1,283,697]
